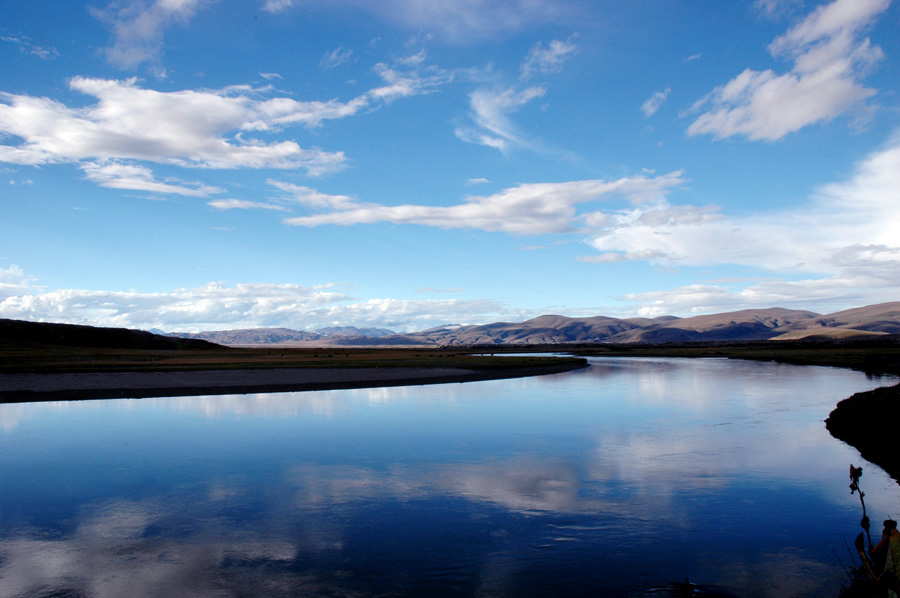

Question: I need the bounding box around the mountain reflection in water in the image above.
[1,357,898,597]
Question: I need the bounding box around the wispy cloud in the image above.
[455,86,546,152]
[259,72,282,80]
[268,180,358,210]
[754,0,804,20]
[262,0,292,13]
[320,46,353,69]
[82,161,224,196]
[368,53,451,102]
[641,87,670,117]
[91,0,207,70]
[520,36,578,80]
[291,0,573,42]
[283,172,686,235]
[457,37,576,152]
[1,34,59,59]
[207,180,358,212]
[688,0,889,141]
[207,199,287,211]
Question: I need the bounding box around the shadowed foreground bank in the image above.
[826,384,900,482]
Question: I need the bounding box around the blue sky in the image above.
[1,0,898,332]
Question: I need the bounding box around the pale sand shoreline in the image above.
[0,362,585,403]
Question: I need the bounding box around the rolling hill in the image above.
[163,302,900,346]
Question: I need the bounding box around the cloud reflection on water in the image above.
[0,455,853,598]
[2,358,898,597]
[0,499,302,598]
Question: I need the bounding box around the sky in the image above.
[1,0,899,333]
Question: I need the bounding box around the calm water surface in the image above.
[1,357,898,597]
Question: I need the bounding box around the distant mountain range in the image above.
[169,302,900,347]
[168,326,395,346]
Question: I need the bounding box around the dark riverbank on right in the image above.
[824,383,900,482]
[569,338,900,484]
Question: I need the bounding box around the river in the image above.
[1,357,898,597]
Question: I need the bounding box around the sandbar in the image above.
[0,362,585,403]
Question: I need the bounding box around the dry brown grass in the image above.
[0,344,584,374]
[572,340,900,374]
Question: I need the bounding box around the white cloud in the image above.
[586,133,900,315]
[641,87,670,117]
[768,0,888,53]
[688,0,889,141]
[82,161,225,196]
[320,46,353,70]
[207,199,287,211]
[259,72,282,80]
[0,77,347,174]
[455,86,546,152]
[268,180,357,210]
[206,180,357,212]
[91,0,206,69]
[0,62,448,180]
[0,276,513,332]
[520,37,578,80]
[284,172,686,234]
[0,265,39,298]
[328,297,509,331]
[0,280,350,331]
[262,0,292,13]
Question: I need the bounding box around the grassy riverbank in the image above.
[567,338,900,374]
[1,343,584,375]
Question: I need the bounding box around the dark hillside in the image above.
[0,319,220,351]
